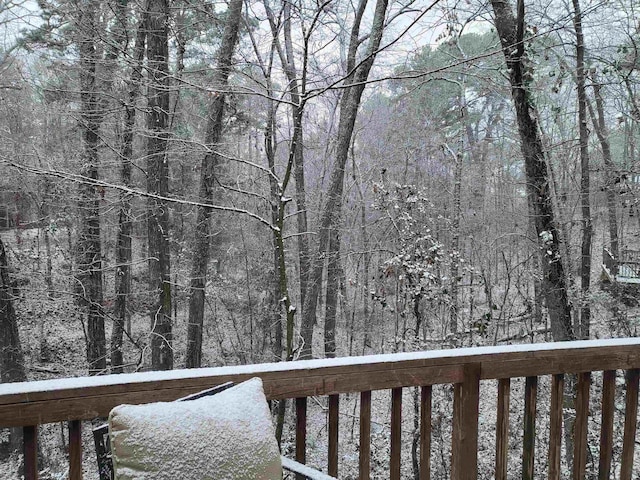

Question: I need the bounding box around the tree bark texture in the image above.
[589,82,619,260]
[449,145,463,336]
[282,1,311,310]
[76,0,106,375]
[185,0,243,368]
[263,71,283,362]
[0,237,26,384]
[0,235,26,452]
[572,0,592,340]
[263,0,310,362]
[489,0,574,342]
[352,153,372,349]
[300,0,388,358]
[112,9,146,374]
[324,229,340,357]
[146,0,173,371]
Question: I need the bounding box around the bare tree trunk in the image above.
[282,0,311,309]
[271,233,283,361]
[623,76,640,124]
[449,150,462,336]
[351,153,372,349]
[300,0,388,358]
[489,0,574,342]
[528,208,544,327]
[36,177,54,362]
[38,181,54,300]
[76,0,106,375]
[324,229,340,357]
[262,67,283,363]
[146,0,173,371]
[0,236,26,452]
[588,81,619,260]
[572,0,592,340]
[448,141,463,336]
[448,60,473,338]
[185,0,243,368]
[0,241,24,381]
[361,199,372,349]
[112,10,146,374]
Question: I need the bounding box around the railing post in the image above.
[390,387,402,480]
[23,425,38,480]
[451,363,481,480]
[522,376,537,480]
[598,370,616,480]
[295,397,307,480]
[495,378,510,480]
[548,374,564,480]
[359,391,371,480]
[573,372,590,480]
[69,420,82,480]
[328,395,339,477]
[420,385,432,480]
[621,369,639,480]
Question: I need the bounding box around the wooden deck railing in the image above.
[603,247,640,282]
[1,338,640,479]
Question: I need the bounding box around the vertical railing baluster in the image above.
[69,420,82,480]
[390,387,402,480]
[451,363,481,480]
[522,376,537,480]
[420,385,432,480]
[573,372,590,480]
[296,397,307,480]
[328,394,339,477]
[495,378,510,480]
[359,390,371,480]
[621,369,639,480]
[598,370,616,480]
[549,374,564,480]
[23,425,38,480]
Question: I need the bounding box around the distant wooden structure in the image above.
[0,189,27,229]
[601,169,640,285]
[602,248,640,284]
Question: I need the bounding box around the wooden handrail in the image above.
[2,337,640,479]
[1,338,639,426]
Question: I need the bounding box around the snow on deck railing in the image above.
[1,337,639,398]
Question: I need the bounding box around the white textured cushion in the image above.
[109,377,282,480]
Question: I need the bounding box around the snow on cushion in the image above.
[109,377,282,480]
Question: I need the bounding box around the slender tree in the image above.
[588,80,619,260]
[301,0,389,359]
[146,0,173,370]
[572,0,592,340]
[489,0,574,342]
[0,235,26,451]
[112,7,147,373]
[324,228,340,357]
[185,0,244,368]
[282,0,311,309]
[76,0,106,374]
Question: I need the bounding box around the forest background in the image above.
[0,0,640,477]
